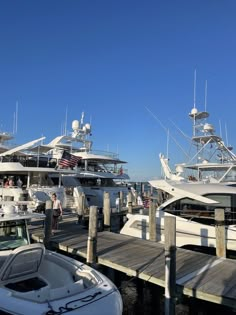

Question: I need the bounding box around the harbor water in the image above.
[94,265,235,315]
[116,272,235,314]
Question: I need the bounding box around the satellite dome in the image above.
[203,123,214,132]
[85,123,91,131]
[72,120,80,131]
[191,108,198,115]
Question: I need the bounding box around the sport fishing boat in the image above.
[0,203,123,315]
[120,179,236,255]
[0,112,130,212]
[159,105,236,185]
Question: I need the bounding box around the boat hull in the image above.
[120,212,236,251]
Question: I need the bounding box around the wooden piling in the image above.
[134,191,138,205]
[87,206,98,264]
[149,200,156,241]
[117,197,122,213]
[215,208,226,258]
[44,199,53,248]
[141,182,145,195]
[103,192,111,230]
[164,216,176,315]
[119,191,123,207]
[127,191,133,213]
[77,192,85,223]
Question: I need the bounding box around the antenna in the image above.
[64,106,68,135]
[219,120,222,138]
[13,112,15,134]
[15,101,18,134]
[193,69,196,108]
[81,112,84,125]
[225,123,228,147]
[145,106,189,158]
[204,80,207,112]
[166,128,169,159]
[13,101,18,134]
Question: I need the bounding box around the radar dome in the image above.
[72,120,80,131]
[83,123,91,134]
[191,108,198,115]
[176,165,184,173]
[203,123,214,132]
[85,123,91,132]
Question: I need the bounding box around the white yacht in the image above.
[0,113,130,211]
[120,179,236,254]
[0,131,14,154]
[160,105,236,185]
[0,204,123,315]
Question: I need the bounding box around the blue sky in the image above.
[0,1,236,181]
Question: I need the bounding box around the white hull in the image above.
[0,290,121,315]
[120,212,236,251]
[0,244,122,315]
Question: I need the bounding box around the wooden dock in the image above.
[30,215,236,310]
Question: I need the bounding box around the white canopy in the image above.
[0,137,46,157]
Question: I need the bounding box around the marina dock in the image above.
[30,214,236,311]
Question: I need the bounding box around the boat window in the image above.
[163,194,236,225]
[0,220,29,250]
[204,194,231,207]
[204,194,236,224]
[163,198,211,223]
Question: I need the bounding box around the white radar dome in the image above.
[83,123,91,133]
[203,123,214,132]
[191,108,198,115]
[176,165,184,173]
[72,120,80,131]
[85,123,91,131]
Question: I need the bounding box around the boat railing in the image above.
[89,150,120,159]
[169,208,236,225]
[0,155,58,168]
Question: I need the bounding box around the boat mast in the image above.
[193,69,197,137]
[204,80,207,113]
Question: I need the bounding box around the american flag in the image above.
[59,151,81,168]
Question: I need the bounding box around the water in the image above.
[100,267,236,315]
[118,275,235,315]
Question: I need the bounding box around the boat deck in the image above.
[30,215,236,310]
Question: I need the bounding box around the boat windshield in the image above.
[0,220,29,250]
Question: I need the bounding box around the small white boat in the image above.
[0,205,123,315]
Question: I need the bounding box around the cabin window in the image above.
[163,194,236,225]
[204,194,236,224]
[204,194,231,208]
[0,220,29,250]
[163,198,212,224]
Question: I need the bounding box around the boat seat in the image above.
[0,243,45,285]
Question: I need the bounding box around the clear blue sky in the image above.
[0,1,236,182]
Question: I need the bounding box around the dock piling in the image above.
[164,216,176,315]
[215,208,226,258]
[44,199,53,248]
[103,192,111,231]
[86,205,98,264]
[127,191,133,213]
[149,200,156,241]
[77,192,85,224]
